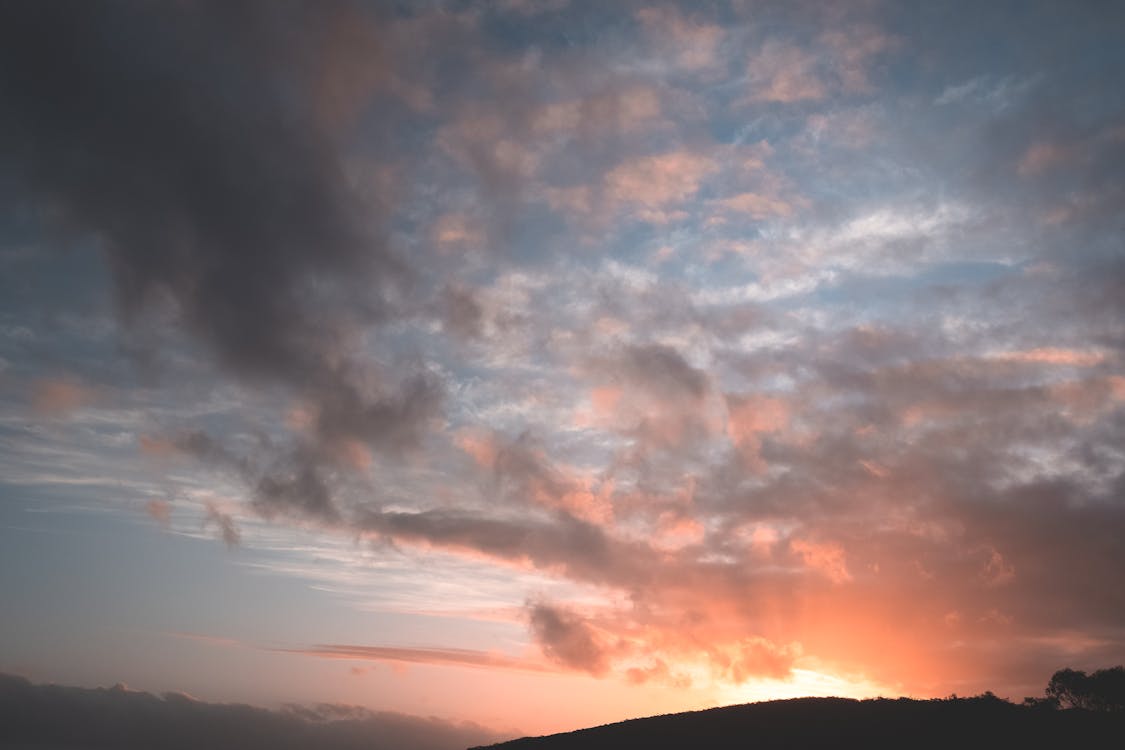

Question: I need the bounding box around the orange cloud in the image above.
[653,511,705,551]
[790,539,853,584]
[724,637,803,683]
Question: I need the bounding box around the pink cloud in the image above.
[819,24,896,93]
[532,86,663,137]
[145,499,172,528]
[992,347,1106,367]
[716,191,795,219]
[604,150,717,217]
[296,643,553,673]
[746,41,826,103]
[458,431,614,524]
[726,393,790,470]
[1017,142,1076,176]
[431,212,486,252]
[31,377,95,416]
[727,394,789,438]
[980,548,1016,587]
[456,429,501,469]
[635,6,725,73]
[652,511,706,551]
[138,434,178,457]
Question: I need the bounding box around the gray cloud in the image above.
[618,343,709,400]
[0,0,440,499]
[0,1,386,378]
[203,503,242,549]
[357,508,654,591]
[528,602,610,676]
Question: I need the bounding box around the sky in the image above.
[1,0,1124,742]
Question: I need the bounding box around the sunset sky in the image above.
[1,0,1124,741]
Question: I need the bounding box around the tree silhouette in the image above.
[1046,667,1125,711]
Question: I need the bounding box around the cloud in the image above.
[145,499,172,528]
[1,1,388,379]
[635,6,725,73]
[604,150,717,220]
[789,539,853,584]
[724,637,803,683]
[356,508,652,590]
[295,644,551,674]
[30,377,95,416]
[0,672,500,750]
[746,41,826,103]
[617,343,709,401]
[528,602,610,676]
[203,503,242,549]
[3,0,1124,708]
[716,192,796,220]
[579,342,723,454]
[0,1,441,504]
[819,24,895,94]
[990,348,1107,367]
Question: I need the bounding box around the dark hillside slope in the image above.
[475,696,1124,750]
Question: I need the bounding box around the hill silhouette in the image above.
[0,672,498,750]
[473,694,1124,750]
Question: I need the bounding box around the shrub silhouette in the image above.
[1046,666,1125,711]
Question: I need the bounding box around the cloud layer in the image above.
[1,0,1123,713]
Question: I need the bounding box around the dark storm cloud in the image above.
[0,673,500,750]
[0,0,440,466]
